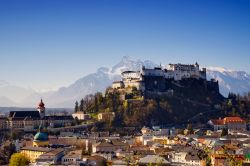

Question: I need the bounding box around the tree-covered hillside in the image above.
[74,79,250,130]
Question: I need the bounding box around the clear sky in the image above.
[0,0,250,91]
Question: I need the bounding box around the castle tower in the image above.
[37,99,45,119]
[195,62,199,70]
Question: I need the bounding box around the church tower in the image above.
[33,125,49,147]
[37,99,45,119]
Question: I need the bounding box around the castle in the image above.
[112,62,207,92]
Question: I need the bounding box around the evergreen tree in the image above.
[94,95,98,113]
[80,99,84,112]
[74,101,79,113]
[187,124,194,134]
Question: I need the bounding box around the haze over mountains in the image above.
[1,56,250,108]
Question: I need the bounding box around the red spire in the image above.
[38,98,45,108]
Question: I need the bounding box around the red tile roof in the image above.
[211,117,245,125]
[210,119,224,125]
[223,117,245,124]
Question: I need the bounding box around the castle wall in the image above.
[122,71,141,81]
[143,76,167,92]
[113,63,210,94]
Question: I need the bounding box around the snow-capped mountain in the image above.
[42,56,157,107]
[42,56,249,107]
[206,67,250,96]
[1,56,250,107]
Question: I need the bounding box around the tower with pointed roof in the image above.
[37,99,45,119]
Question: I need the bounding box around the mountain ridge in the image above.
[1,56,250,107]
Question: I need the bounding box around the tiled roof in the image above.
[224,117,245,123]
[95,140,128,147]
[21,146,53,152]
[112,140,129,146]
[40,148,64,156]
[64,150,82,158]
[210,119,224,125]
[185,152,200,161]
[95,142,114,147]
[138,155,170,164]
[9,111,41,119]
[211,117,246,125]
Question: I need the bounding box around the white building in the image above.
[167,62,206,80]
[72,112,90,120]
[112,62,207,91]
[208,116,246,131]
[61,150,83,166]
[171,151,204,165]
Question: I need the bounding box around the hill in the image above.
[75,76,250,131]
[1,56,250,107]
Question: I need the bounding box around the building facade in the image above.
[7,99,74,130]
[208,116,246,131]
[112,62,207,92]
[97,112,115,121]
[0,117,8,130]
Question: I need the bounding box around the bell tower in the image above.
[37,99,45,119]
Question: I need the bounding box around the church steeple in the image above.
[37,98,45,119]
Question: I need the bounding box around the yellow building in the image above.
[97,112,115,121]
[20,127,50,163]
[21,147,51,163]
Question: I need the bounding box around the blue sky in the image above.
[0,0,250,91]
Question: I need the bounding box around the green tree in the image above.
[94,95,99,113]
[74,117,80,125]
[79,99,84,112]
[0,141,16,165]
[74,101,79,113]
[187,123,194,134]
[9,153,29,166]
[11,130,25,140]
[177,129,184,135]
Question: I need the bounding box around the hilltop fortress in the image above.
[112,62,219,97]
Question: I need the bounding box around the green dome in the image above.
[34,132,48,141]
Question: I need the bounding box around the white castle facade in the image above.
[112,62,206,91]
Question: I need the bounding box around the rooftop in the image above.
[9,111,40,119]
[210,116,246,125]
[224,117,246,123]
[138,155,170,164]
[40,148,64,156]
[64,150,82,158]
[21,146,53,152]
